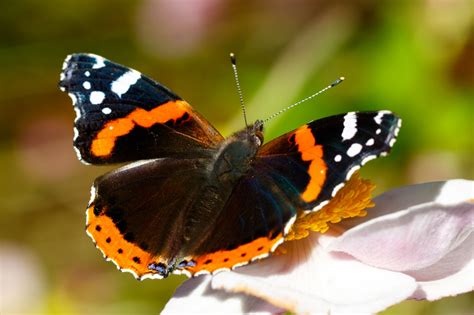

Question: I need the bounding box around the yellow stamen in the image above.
[285,172,375,241]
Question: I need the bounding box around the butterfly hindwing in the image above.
[184,166,297,275]
[87,156,297,279]
[86,157,214,279]
[258,111,401,213]
[59,53,223,164]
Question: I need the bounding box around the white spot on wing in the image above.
[270,237,285,253]
[92,55,106,69]
[250,253,270,262]
[332,183,345,197]
[334,154,342,162]
[73,146,83,162]
[394,119,402,137]
[374,110,391,125]
[68,93,77,105]
[283,215,297,235]
[342,112,357,140]
[305,200,329,214]
[102,107,112,115]
[88,185,96,207]
[376,129,381,134]
[85,71,91,77]
[90,91,105,104]
[365,138,375,146]
[347,143,363,157]
[73,107,81,122]
[346,165,361,180]
[111,70,141,97]
[73,127,79,141]
[361,155,377,165]
[173,269,191,278]
[62,54,71,70]
[231,262,249,270]
[83,81,91,90]
[140,273,164,280]
[195,270,211,277]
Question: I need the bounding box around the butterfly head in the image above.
[229,120,264,155]
[213,121,264,182]
[251,119,264,146]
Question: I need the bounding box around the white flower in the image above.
[163,179,473,314]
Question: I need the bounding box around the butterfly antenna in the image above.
[230,53,249,129]
[263,77,345,124]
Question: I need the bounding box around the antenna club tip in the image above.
[230,53,236,64]
[330,76,345,87]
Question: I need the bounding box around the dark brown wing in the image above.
[86,157,211,280]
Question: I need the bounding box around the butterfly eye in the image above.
[255,131,264,146]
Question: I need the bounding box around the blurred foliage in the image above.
[0,0,472,314]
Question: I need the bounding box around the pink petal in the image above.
[339,179,474,227]
[211,233,416,314]
[329,180,474,272]
[162,275,283,314]
[409,234,474,300]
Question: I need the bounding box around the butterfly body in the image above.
[60,53,401,279]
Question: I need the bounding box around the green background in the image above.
[0,0,472,314]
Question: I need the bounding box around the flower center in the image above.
[285,172,375,241]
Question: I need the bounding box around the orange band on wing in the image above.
[91,100,191,157]
[294,125,327,202]
[86,206,159,278]
[186,233,283,274]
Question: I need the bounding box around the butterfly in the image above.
[59,53,401,280]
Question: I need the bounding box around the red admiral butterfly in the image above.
[59,53,401,280]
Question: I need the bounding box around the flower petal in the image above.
[329,180,474,272]
[338,179,474,227]
[409,233,474,300]
[211,233,417,314]
[162,275,283,314]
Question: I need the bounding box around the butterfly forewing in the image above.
[59,53,223,164]
[258,111,401,212]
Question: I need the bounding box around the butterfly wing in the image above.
[183,166,298,275]
[59,53,223,164]
[257,111,401,212]
[88,156,296,279]
[86,157,212,279]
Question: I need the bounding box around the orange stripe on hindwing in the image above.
[86,205,162,279]
[293,125,327,202]
[185,234,284,275]
[90,100,191,157]
[86,202,284,278]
